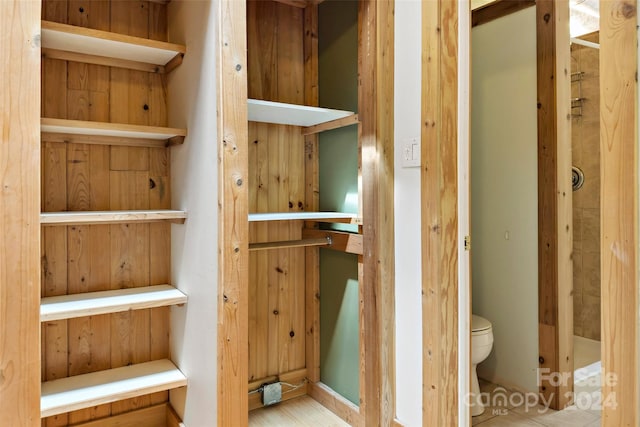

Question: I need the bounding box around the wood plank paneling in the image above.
[63,6,111,420]
[359,0,396,425]
[248,368,308,410]
[246,1,306,387]
[0,1,41,425]
[600,0,638,425]
[41,7,70,422]
[69,403,167,427]
[422,0,459,425]
[217,0,249,425]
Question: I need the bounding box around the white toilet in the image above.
[471,314,494,416]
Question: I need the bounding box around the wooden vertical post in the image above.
[536,0,573,410]
[0,1,41,425]
[600,0,638,425]
[421,0,459,425]
[217,0,249,425]
[359,0,395,425]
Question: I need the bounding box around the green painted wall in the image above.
[318,0,360,405]
[319,249,360,403]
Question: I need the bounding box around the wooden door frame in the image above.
[467,0,573,411]
[216,1,396,426]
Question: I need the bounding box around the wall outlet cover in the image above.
[262,382,282,406]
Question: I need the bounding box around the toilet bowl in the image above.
[471,314,494,417]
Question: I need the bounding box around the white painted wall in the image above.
[471,7,539,393]
[393,1,422,425]
[167,1,219,425]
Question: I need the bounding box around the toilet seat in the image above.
[472,314,492,335]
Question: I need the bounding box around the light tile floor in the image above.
[473,379,602,427]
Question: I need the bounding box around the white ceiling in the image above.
[470,0,600,38]
[570,0,599,37]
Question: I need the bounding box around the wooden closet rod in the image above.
[249,236,332,251]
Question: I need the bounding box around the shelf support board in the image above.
[42,47,164,73]
[301,113,359,135]
[164,53,185,74]
[302,228,363,255]
[249,237,331,251]
[41,132,167,148]
[167,135,186,147]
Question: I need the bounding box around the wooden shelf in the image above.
[248,99,356,128]
[248,212,360,224]
[41,359,187,418]
[41,285,187,322]
[40,210,187,226]
[41,20,186,73]
[41,118,186,147]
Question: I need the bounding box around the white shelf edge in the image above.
[41,359,187,418]
[248,212,360,224]
[41,118,187,140]
[41,20,185,67]
[41,285,187,322]
[40,210,187,225]
[248,99,355,127]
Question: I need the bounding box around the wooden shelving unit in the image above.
[41,285,187,322]
[40,210,187,225]
[38,4,189,423]
[41,20,186,73]
[41,118,187,147]
[240,2,369,421]
[41,359,187,418]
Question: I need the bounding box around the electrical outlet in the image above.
[262,382,282,406]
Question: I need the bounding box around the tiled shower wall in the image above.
[571,32,600,341]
